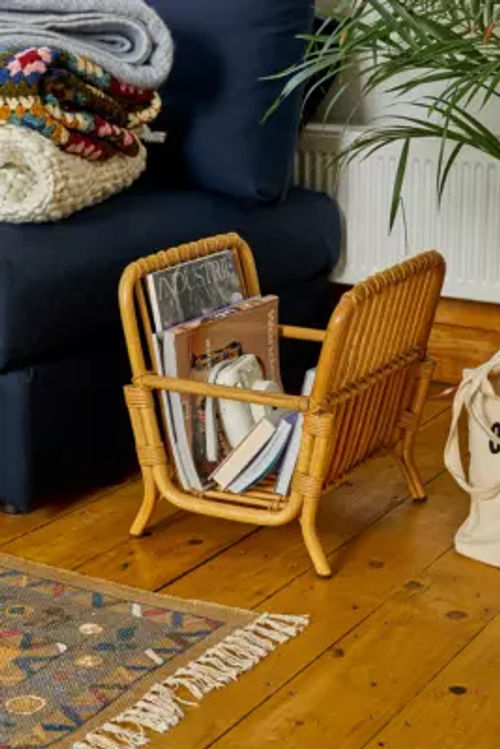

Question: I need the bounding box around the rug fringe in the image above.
[73,612,309,749]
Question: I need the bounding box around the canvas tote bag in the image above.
[444,351,500,566]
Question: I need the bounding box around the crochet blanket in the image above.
[0,46,161,161]
[0,0,173,89]
[0,124,147,223]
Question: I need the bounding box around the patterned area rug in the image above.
[0,553,308,748]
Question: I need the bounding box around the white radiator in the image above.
[295,123,500,303]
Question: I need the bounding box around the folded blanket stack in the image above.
[0,0,173,89]
[0,0,173,223]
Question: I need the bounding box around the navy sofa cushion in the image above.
[0,180,340,371]
[0,346,135,512]
[148,0,313,201]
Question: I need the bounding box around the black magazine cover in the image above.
[146,250,244,332]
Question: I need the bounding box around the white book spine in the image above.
[151,334,190,492]
[212,418,276,489]
[163,332,203,492]
[147,275,163,334]
[229,418,294,494]
[275,369,316,496]
[275,416,304,495]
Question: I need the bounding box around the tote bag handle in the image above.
[444,351,500,499]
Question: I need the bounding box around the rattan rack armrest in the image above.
[278,325,326,343]
[135,373,311,412]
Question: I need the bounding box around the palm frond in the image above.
[270,0,500,224]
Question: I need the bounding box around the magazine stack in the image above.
[145,248,315,495]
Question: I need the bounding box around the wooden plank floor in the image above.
[1,385,493,748]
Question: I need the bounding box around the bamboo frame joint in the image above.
[293,471,324,498]
[417,357,435,379]
[137,443,167,468]
[125,384,155,409]
[398,410,419,431]
[304,411,335,437]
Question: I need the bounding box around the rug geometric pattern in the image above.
[0,564,223,747]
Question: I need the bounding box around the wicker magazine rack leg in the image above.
[119,233,445,578]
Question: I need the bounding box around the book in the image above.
[151,333,192,491]
[162,295,281,488]
[275,368,317,496]
[228,413,297,494]
[211,417,277,489]
[146,249,244,332]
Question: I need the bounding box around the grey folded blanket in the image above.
[0,0,173,89]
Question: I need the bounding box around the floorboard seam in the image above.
[155,527,262,592]
[359,598,494,748]
[0,476,138,548]
[253,468,447,610]
[201,496,454,748]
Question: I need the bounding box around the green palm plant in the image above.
[270,0,500,228]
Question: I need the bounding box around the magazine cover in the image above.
[146,249,244,331]
[162,296,281,486]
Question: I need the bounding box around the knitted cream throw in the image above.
[0,124,147,223]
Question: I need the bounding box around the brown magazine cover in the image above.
[162,296,281,486]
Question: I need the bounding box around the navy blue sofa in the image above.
[0,0,341,512]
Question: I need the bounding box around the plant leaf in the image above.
[438,142,463,202]
[390,138,410,230]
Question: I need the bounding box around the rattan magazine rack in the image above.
[119,233,445,577]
